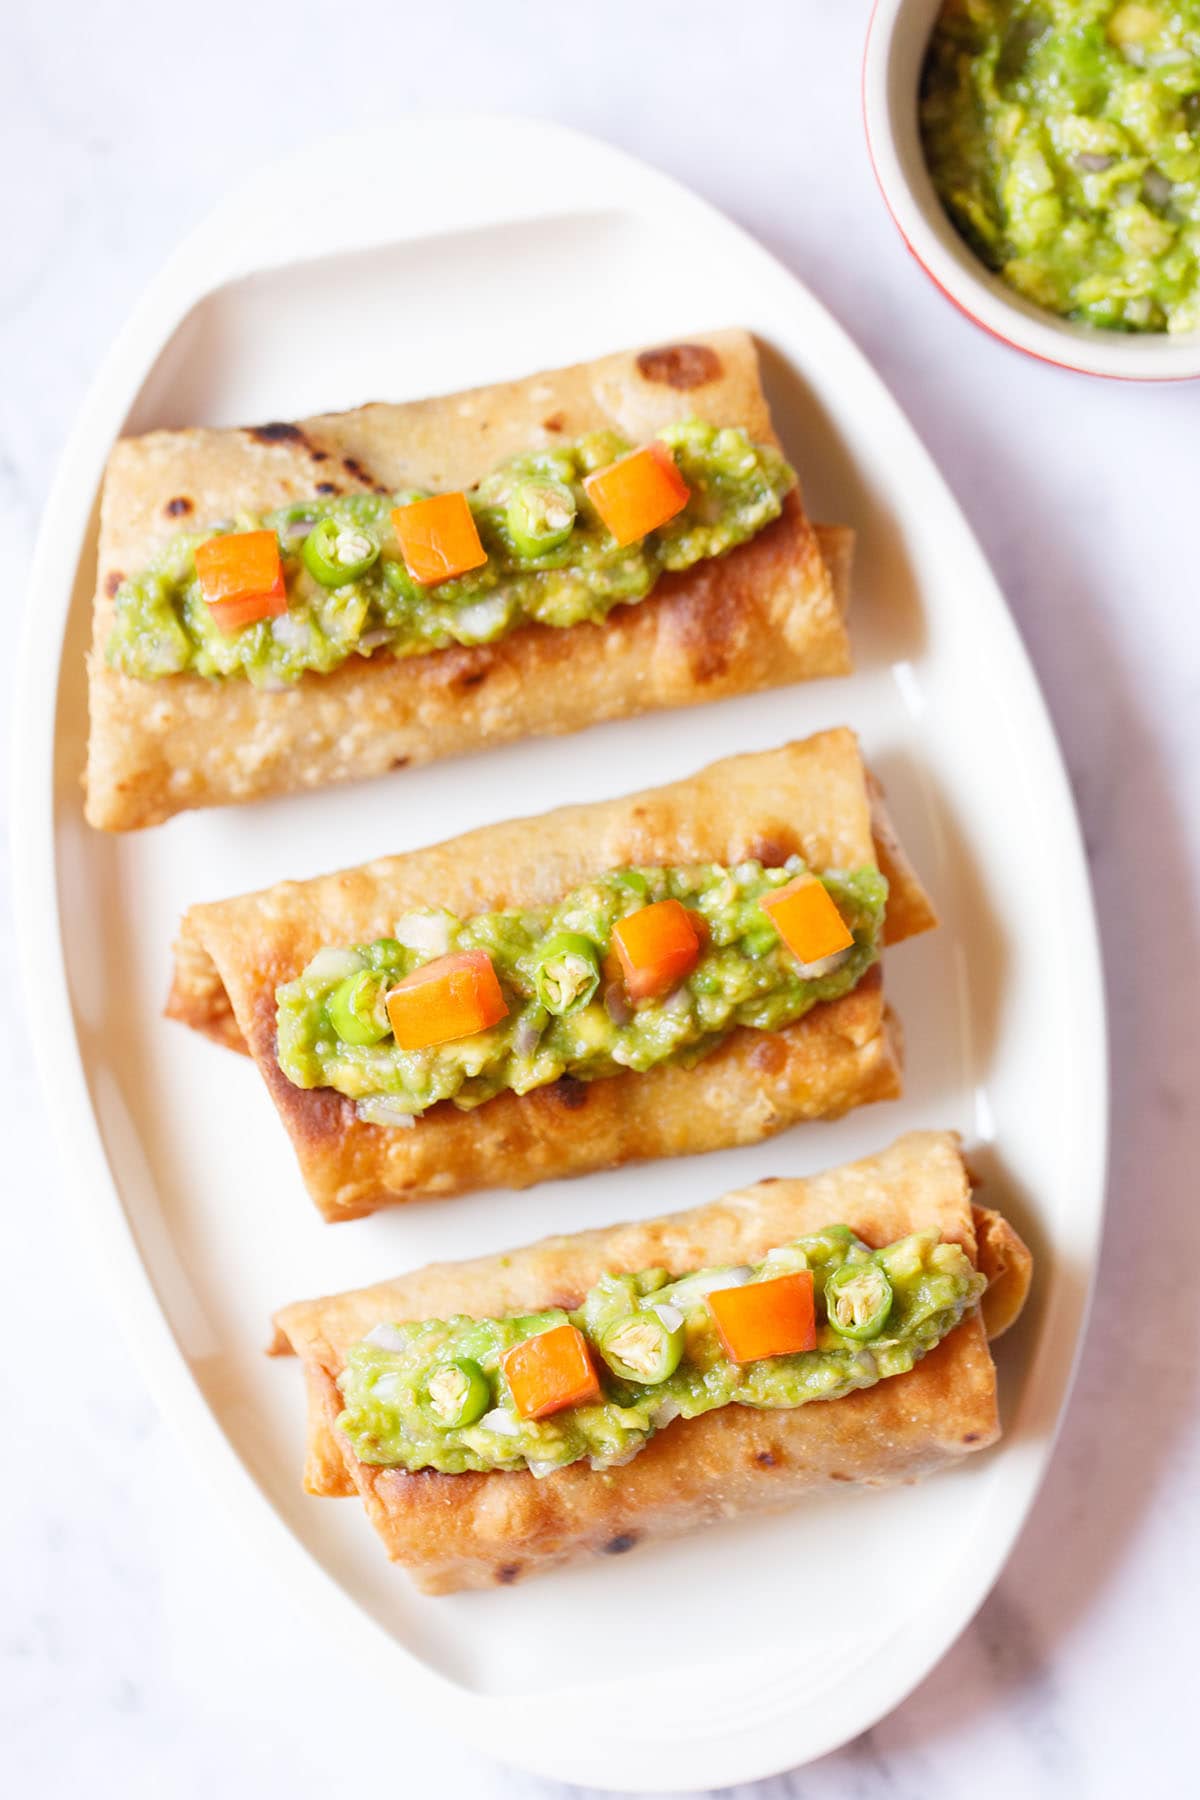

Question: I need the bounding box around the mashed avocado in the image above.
[274,859,887,1120]
[921,1,1200,332]
[337,1226,986,1475]
[106,420,794,685]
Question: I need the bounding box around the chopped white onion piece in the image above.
[355,1096,417,1128]
[479,1407,520,1437]
[306,946,366,984]
[1143,168,1174,207]
[649,1397,682,1429]
[526,1458,563,1480]
[512,1014,544,1059]
[706,1266,755,1291]
[363,1323,408,1353]
[456,596,509,642]
[652,1302,684,1333]
[794,947,852,980]
[394,910,455,958]
[669,1265,753,1307]
[271,613,311,653]
[604,980,633,1026]
[358,628,392,653]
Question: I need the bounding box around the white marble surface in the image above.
[4,2,1199,1794]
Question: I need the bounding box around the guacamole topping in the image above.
[337,1226,986,1475]
[274,858,887,1120]
[921,1,1200,332]
[105,421,794,685]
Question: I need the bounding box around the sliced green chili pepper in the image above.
[531,931,602,1015]
[825,1259,894,1341]
[327,970,389,1046]
[421,1359,491,1429]
[505,478,577,558]
[599,1307,684,1384]
[301,517,380,587]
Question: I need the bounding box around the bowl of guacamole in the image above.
[865,0,1200,376]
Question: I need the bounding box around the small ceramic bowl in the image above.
[863,0,1200,379]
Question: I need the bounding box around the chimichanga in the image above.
[168,729,937,1220]
[85,329,853,830]
[270,1131,1032,1594]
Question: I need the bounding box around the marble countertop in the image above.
[4,3,1198,1795]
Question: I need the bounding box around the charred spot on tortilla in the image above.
[552,1075,589,1111]
[663,563,742,684]
[545,1290,586,1313]
[431,646,492,692]
[748,1034,789,1077]
[276,1080,357,1160]
[637,343,723,389]
[256,995,352,1139]
[315,481,339,496]
[163,496,193,519]
[248,421,309,447]
[390,756,411,771]
[87,331,857,834]
[741,835,794,869]
[266,1138,1017,1585]
[341,455,378,486]
[104,570,125,598]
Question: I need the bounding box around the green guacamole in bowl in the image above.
[920,1,1200,333]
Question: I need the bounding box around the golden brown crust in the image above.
[973,1204,1035,1339]
[271,1132,1021,1593]
[168,730,935,1219]
[866,769,939,941]
[84,331,852,830]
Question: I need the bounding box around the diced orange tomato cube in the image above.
[707,1271,816,1364]
[760,875,854,966]
[195,530,287,632]
[385,950,508,1051]
[612,899,701,1001]
[584,440,690,547]
[391,492,487,585]
[501,1323,602,1421]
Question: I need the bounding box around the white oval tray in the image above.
[11,118,1107,1791]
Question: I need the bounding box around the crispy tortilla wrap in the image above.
[85,330,851,831]
[270,1131,1031,1593]
[168,730,936,1220]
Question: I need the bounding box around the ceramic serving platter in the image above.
[11,119,1107,1790]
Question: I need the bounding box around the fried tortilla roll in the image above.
[85,330,852,830]
[168,729,936,1220]
[270,1132,1032,1594]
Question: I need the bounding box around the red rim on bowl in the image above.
[861,0,1200,381]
